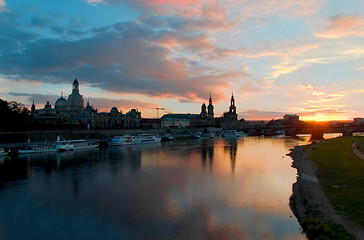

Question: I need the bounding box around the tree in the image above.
[0,99,31,131]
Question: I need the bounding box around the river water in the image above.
[0,136,314,240]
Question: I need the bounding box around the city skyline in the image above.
[0,0,364,120]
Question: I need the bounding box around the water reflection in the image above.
[0,137,306,240]
[200,140,214,171]
[224,138,238,173]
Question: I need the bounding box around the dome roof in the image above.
[55,97,68,110]
[110,106,119,115]
[68,92,84,111]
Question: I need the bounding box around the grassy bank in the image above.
[310,137,364,227]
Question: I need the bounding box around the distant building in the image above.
[31,79,141,129]
[161,114,194,128]
[161,94,216,128]
[353,118,364,126]
[221,93,240,130]
[283,114,299,126]
[142,118,162,129]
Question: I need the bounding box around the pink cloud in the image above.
[0,0,6,11]
[224,0,324,18]
[315,15,364,39]
[137,0,214,17]
[245,43,318,58]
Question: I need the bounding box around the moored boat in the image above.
[236,132,248,137]
[133,134,161,144]
[108,135,135,146]
[223,130,237,138]
[19,144,57,154]
[55,137,99,151]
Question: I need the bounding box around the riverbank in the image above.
[289,139,364,239]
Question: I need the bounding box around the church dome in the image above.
[68,93,84,111]
[55,96,68,111]
[68,78,84,112]
[110,106,119,116]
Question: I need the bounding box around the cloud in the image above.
[0,0,6,11]
[239,109,286,120]
[296,105,349,120]
[245,43,318,59]
[292,84,347,104]
[0,11,249,103]
[314,15,364,39]
[87,0,105,6]
[223,0,324,19]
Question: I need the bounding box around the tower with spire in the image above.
[68,78,84,112]
[31,100,36,115]
[222,92,238,129]
[207,92,214,119]
[229,93,236,114]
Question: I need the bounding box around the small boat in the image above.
[19,144,57,154]
[133,134,161,144]
[55,137,99,151]
[161,134,173,141]
[108,135,135,146]
[223,130,237,138]
[236,132,247,137]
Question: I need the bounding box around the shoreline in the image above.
[288,143,364,239]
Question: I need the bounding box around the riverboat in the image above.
[19,144,57,154]
[55,139,99,151]
[133,134,161,144]
[108,135,135,146]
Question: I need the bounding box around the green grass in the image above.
[301,218,353,240]
[310,137,364,227]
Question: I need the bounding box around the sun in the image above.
[313,114,326,121]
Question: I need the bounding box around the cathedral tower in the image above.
[207,93,214,119]
[68,78,84,112]
[229,93,236,114]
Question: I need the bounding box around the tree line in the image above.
[0,98,31,131]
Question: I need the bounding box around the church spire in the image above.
[229,92,236,114]
[208,92,214,119]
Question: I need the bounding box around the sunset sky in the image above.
[0,0,363,120]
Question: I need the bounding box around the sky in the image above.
[0,0,363,121]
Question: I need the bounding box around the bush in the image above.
[301,218,353,240]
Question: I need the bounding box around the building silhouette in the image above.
[31,79,141,129]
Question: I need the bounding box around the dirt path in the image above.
[289,144,364,240]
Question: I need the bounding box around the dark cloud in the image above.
[0,2,248,103]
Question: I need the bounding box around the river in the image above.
[0,135,326,240]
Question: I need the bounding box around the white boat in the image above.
[223,130,237,138]
[108,135,135,146]
[133,134,161,144]
[19,144,57,154]
[55,138,99,151]
[236,132,248,137]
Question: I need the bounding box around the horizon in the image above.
[0,0,363,121]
